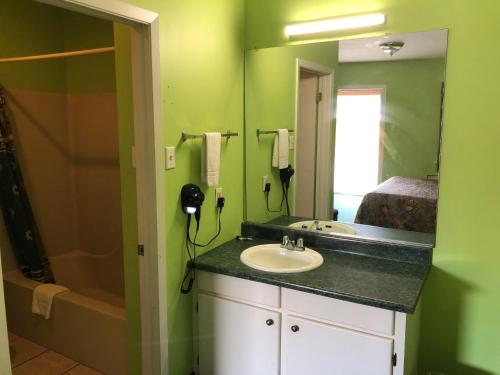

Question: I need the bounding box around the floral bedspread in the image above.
[355,176,438,233]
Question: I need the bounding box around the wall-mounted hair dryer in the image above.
[181,184,205,213]
[280,165,294,216]
[181,183,205,232]
[280,165,295,189]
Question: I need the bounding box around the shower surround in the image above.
[0,86,125,375]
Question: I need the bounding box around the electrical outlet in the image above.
[165,147,175,169]
[262,176,269,191]
[215,187,224,204]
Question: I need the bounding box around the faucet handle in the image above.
[296,238,304,249]
[282,235,290,246]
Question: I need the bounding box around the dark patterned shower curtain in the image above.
[0,88,53,283]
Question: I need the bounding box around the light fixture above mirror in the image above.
[285,13,386,37]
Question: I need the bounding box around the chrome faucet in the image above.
[281,235,306,251]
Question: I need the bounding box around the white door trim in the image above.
[294,59,334,220]
[32,1,167,374]
[297,58,333,76]
[315,73,334,220]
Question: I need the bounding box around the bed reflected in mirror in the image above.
[244,29,448,245]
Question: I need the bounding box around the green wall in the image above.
[0,0,116,94]
[120,1,246,374]
[245,42,338,222]
[0,0,66,92]
[4,0,499,374]
[337,58,446,181]
[1,0,246,373]
[62,12,117,93]
[246,0,500,374]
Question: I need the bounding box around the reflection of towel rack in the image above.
[256,129,294,137]
[181,130,238,142]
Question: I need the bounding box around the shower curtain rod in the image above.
[0,46,115,63]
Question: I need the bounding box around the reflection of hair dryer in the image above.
[280,165,294,215]
[280,165,295,189]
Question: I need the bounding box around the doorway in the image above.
[0,0,165,374]
[333,88,384,223]
[294,60,334,220]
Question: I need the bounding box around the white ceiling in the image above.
[339,29,448,63]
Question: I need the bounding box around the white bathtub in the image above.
[4,267,126,374]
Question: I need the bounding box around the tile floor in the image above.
[9,332,103,375]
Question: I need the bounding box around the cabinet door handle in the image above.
[291,325,300,332]
[266,319,274,326]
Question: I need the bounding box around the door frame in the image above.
[12,1,166,374]
[294,59,334,220]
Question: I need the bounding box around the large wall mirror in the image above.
[244,29,448,245]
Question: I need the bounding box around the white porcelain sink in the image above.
[289,220,356,235]
[240,244,323,273]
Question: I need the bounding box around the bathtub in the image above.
[3,255,126,374]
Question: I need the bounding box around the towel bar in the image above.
[256,129,294,137]
[181,131,238,142]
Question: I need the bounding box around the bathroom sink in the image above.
[240,244,323,273]
[289,220,356,235]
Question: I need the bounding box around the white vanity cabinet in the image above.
[198,294,281,375]
[195,271,418,375]
[285,316,393,375]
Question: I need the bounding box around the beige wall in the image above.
[69,93,122,256]
[1,89,124,298]
[7,91,75,259]
[67,92,124,298]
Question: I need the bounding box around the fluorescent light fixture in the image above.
[285,13,386,37]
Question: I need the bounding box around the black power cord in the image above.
[181,214,195,294]
[189,197,224,247]
[181,197,225,294]
[264,165,294,215]
[283,184,291,216]
[265,182,285,213]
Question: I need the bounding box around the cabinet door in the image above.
[198,294,281,375]
[286,316,393,375]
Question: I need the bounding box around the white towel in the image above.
[201,132,221,187]
[272,129,289,169]
[32,284,69,319]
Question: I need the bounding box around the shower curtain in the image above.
[0,88,53,282]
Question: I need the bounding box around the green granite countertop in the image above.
[194,237,430,313]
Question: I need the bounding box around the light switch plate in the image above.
[289,135,295,150]
[165,147,175,169]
